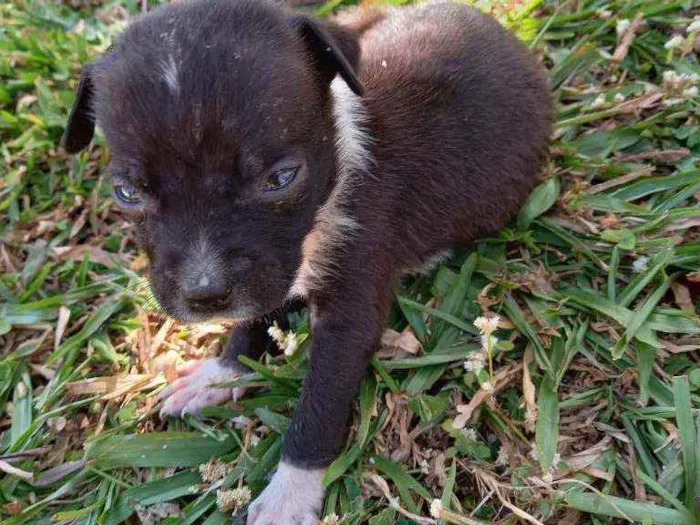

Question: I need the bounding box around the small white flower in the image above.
[464,359,484,373]
[614,93,626,103]
[268,322,301,358]
[481,381,494,393]
[687,17,700,34]
[542,471,554,484]
[590,94,607,110]
[267,323,286,347]
[463,349,486,372]
[322,513,342,525]
[473,315,500,335]
[250,434,261,447]
[284,332,299,357]
[216,487,251,512]
[663,97,684,108]
[429,499,442,518]
[420,459,430,474]
[199,459,230,483]
[632,256,649,273]
[683,86,699,98]
[462,428,478,441]
[616,19,631,36]
[664,35,684,50]
[663,70,679,86]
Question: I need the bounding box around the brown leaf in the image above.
[559,436,612,474]
[53,244,117,268]
[3,500,24,516]
[54,305,71,351]
[662,341,700,354]
[611,13,644,64]
[0,243,18,273]
[522,262,557,296]
[378,328,422,359]
[618,147,690,164]
[615,92,664,115]
[69,209,88,239]
[476,283,502,311]
[67,374,164,401]
[671,282,696,314]
[522,346,537,433]
[599,214,621,229]
[151,318,175,355]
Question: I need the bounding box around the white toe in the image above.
[247,461,325,525]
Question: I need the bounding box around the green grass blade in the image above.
[536,375,559,474]
[85,433,238,468]
[673,376,699,511]
[565,492,690,524]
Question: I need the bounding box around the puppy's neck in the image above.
[287,76,373,298]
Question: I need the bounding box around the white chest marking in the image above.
[288,76,374,298]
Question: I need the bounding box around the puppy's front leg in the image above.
[248,286,390,524]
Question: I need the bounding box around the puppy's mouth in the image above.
[184,288,234,315]
[153,284,259,323]
[173,301,258,324]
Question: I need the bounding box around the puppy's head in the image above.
[64,0,363,322]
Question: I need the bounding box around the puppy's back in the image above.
[351,4,551,263]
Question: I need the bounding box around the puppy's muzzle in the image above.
[182,276,232,313]
[180,250,251,315]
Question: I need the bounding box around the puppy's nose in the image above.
[182,275,231,312]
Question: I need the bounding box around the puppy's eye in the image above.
[113,183,143,205]
[265,167,299,191]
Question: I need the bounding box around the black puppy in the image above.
[64,0,551,522]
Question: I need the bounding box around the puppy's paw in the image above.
[247,461,325,525]
[158,359,247,418]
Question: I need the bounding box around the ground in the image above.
[1,0,699,524]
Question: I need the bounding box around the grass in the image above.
[1,0,699,523]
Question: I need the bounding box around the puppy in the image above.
[63,0,551,522]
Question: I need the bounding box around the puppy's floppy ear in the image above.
[62,64,96,154]
[294,16,364,96]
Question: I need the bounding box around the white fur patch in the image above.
[288,76,373,298]
[403,249,453,275]
[162,54,179,92]
[159,359,246,418]
[247,461,325,525]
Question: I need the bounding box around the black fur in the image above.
[64,0,551,507]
